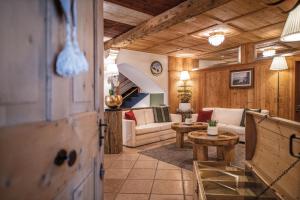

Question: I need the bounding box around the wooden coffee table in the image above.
[171,122,207,148]
[188,131,239,163]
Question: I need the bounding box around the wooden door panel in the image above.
[0,112,98,200]
[295,61,300,122]
[72,171,94,200]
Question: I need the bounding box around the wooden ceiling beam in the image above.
[104,0,233,50]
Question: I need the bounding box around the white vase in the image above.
[179,103,191,111]
[207,126,218,136]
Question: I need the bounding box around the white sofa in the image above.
[122,108,181,147]
[191,107,269,143]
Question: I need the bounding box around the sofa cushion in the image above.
[144,109,155,124]
[218,123,245,135]
[135,123,161,135]
[213,108,244,126]
[155,122,172,131]
[153,106,171,122]
[133,109,146,126]
[124,110,137,124]
[197,110,213,122]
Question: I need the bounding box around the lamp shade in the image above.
[270,56,288,71]
[180,71,190,81]
[280,4,300,42]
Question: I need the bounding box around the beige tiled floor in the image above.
[104,138,194,200]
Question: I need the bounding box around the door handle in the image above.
[54,149,77,167]
[290,134,300,158]
[98,119,107,147]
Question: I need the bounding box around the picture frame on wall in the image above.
[230,68,254,88]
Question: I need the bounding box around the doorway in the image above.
[295,61,300,122]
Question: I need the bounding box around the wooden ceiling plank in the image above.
[104,1,152,26]
[105,0,187,16]
[104,0,233,49]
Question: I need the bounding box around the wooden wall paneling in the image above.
[169,55,297,119]
[0,0,46,126]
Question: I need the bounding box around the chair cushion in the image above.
[133,109,146,126]
[124,110,137,124]
[153,106,171,122]
[135,123,161,135]
[213,108,244,126]
[144,109,155,124]
[197,110,213,122]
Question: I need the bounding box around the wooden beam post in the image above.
[104,0,232,49]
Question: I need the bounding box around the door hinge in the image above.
[99,163,105,180]
[98,119,107,147]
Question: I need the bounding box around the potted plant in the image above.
[105,75,123,109]
[177,71,192,111]
[207,120,218,136]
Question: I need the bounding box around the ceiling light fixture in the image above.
[208,32,225,46]
[281,4,300,42]
[263,49,276,57]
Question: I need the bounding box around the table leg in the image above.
[193,144,208,160]
[176,131,184,148]
[223,145,235,164]
[217,146,224,160]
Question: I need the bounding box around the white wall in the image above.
[117,49,168,105]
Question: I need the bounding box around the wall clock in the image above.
[150,61,163,76]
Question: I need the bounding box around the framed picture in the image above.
[230,68,254,88]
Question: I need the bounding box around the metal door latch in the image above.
[98,119,107,147]
[99,163,105,180]
[290,134,300,158]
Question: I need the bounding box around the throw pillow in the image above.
[153,106,171,122]
[197,110,213,122]
[124,110,137,124]
[240,108,261,127]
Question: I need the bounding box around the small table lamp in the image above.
[270,56,288,116]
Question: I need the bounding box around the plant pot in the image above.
[207,126,218,136]
[105,95,123,109]
[179,103,191,111]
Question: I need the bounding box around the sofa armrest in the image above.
[191,114,198,122]
[170,114,182,123]
[122,119,136,147]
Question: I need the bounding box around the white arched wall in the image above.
[116,49,168,105]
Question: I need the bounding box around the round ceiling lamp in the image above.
[280,4,300,42]
[263,49,276,57]
[208,32,225,46]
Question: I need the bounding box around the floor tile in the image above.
[120,179,153,194]
[150,194,184,200]
[117,154,140,161]
[115,194,149,200]
[155,169,182,180]
[185,196,193,200]
[157,161,180,170]
[182,169,193,181]
[104,179,124,193]
[109,160,136,169]
[104,154,120,169]
[128,169,156,180]
[138,154,158,161]
[105,169,130,179]
[133,160,158,169]
[152,180,183,195]
[184,181,193,195]
[123,147,140,154]
[104,193,116,200]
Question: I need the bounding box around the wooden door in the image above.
[0,0,104,199]
[295,61,300,122]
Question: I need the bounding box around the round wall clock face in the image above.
[150,61,163,76]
